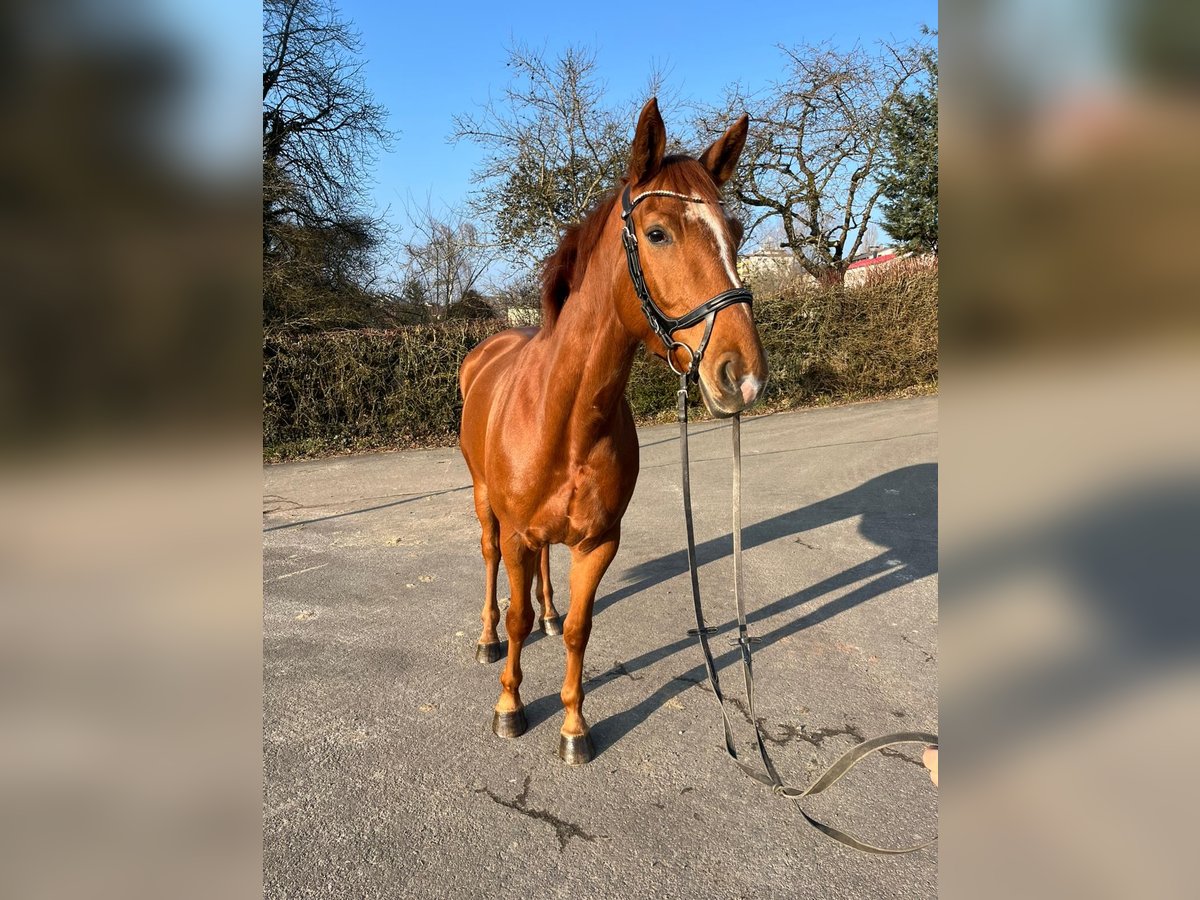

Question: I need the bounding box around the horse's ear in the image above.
[627,97,666,186]
[699,113,749,188]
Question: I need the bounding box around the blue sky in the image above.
[339,0,937,262]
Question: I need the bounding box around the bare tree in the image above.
[263,0,394,331]
[451,42,673,269]
[263,217,395,332]
[699,41,924,285]
[487,270,543,325]
[400,202,494,320]
[263,0,391,233]
[861,222,883,254]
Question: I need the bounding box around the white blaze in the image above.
[687,202,742,287]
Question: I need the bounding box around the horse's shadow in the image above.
[520,463,938,755]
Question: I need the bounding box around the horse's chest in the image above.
[509,444,635,546]
[569,458,631,522]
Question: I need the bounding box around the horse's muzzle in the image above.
[699,358,763,418]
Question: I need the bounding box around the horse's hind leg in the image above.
[473,487,505,664]
[536,546,562,635]
[492,527,537,738]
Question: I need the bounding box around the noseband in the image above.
[620,186,754,381]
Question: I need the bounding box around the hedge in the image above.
[264,262,937,461]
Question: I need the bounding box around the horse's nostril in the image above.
[721,360,739,394]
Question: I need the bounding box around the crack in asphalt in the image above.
[714,694,865,750]
[674,687,928,768]
[878,747,927,768]
[758,718,869,749]
[901,634,936,664]
[738,706,926,767]
[476,775,598,851]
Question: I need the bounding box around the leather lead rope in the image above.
[676,373,938,854]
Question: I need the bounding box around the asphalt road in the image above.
[263,395,938,899]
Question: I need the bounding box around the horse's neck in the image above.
[539,265,638,454]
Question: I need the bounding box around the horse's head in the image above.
[614,97,768,417]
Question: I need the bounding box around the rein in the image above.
[676,397,939,855]
[623,184,939,854]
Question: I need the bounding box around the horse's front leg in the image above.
[558,526,620,765]
[492,528,538,738]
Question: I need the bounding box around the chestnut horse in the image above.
[458,98,767,764]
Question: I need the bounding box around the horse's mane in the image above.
[538,186,623,332]
[539,156,720,333]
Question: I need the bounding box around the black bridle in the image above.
[620,185,754,382]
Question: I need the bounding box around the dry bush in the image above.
[814,258,938,396]
[264,263,937,460]
[767,259,936,404]
[263,320,506,460]
[741,265,820,304]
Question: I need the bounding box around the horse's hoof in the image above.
[558,731,594,765]
[492,708,527,739]
[475,641,505,664]
[540,615,563,636]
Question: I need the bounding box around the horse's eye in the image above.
[646,228,668,244]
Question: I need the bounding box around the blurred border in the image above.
[3,0,1199,897]
[1,3,262,899]
[942,1,1200,896]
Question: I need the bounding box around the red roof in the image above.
[846,252,898,271]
